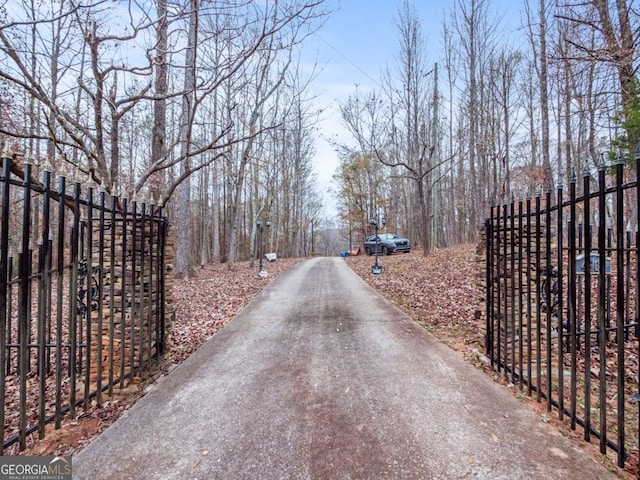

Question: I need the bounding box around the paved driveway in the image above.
[73,257,615,479]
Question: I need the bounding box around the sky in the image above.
[303,0,523,219]
[304,0,433,219]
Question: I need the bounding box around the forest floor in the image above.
[10,246,632,477]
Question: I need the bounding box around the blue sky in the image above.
[304,0,523,218]
[306,0,441,218]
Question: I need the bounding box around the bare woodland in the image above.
[1,0,329,278]
[0,0,639,271]
[1,1,639,468]
[335,0,639,254]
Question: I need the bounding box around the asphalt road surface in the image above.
[73,257,616,479]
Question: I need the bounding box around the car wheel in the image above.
[365,247,371,256]
[382,246,389,255]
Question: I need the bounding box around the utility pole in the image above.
[430,62,439,253]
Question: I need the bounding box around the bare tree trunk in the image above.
[174,0,198,278]
[538,0,552,182]
[467,0,479,235]
[226,146,246,268]
[212,160,221,261]
[46,0,65,165]
[559,24,573,180]
[200,166,209,267]
[151,0,168,201]
[376,1,434,255]
[592,0,635,107]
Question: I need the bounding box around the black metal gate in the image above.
[485,152,640,470]
[0,150,170,452]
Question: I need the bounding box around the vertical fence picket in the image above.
[108,194,117,394]
[556,181,564,419]
[608,228,613,338]
[68,180,81,419]
[7,258,13,376]
[84,186,94,411]
[578,223,584,337]
[119,197,128,389]
[491,203,502,369]
[130,200,138,378]
[158,208,167,356]
[78,221,84,377]
[139,202,146,374]
[46,238,53,375]
[0,152,12,455]
[485,216,492,361]
[137,201,145,375]
[147,202,154,370]
[155,208,163,359]
[535,190,542,402]
[510,195,516,384]
[502,199,508,377]
[544,182,553,412]
[615,153,626,468]
[54,174,66,429]
[18,160,33,450]
[569,172,578,430]
[526,192,533,396]
[518,196,524,390]
[583,169,592,442]
[37,167,51,439]
[96,190,106,404]
[597,157,608,455]
[625,231,632,343]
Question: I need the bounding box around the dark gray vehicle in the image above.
[364,233,411,255]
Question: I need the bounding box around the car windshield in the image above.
[380,234,396,240]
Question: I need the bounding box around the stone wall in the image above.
[477,216,558,375]
[88,217,174,390]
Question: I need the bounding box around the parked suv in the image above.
[364,233,411,255]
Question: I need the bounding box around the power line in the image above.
[313,32,382,88]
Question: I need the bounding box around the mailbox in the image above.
[575,253,610,275]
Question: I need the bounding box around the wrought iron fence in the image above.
[484,151,640,471]
[0,150,171,453]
